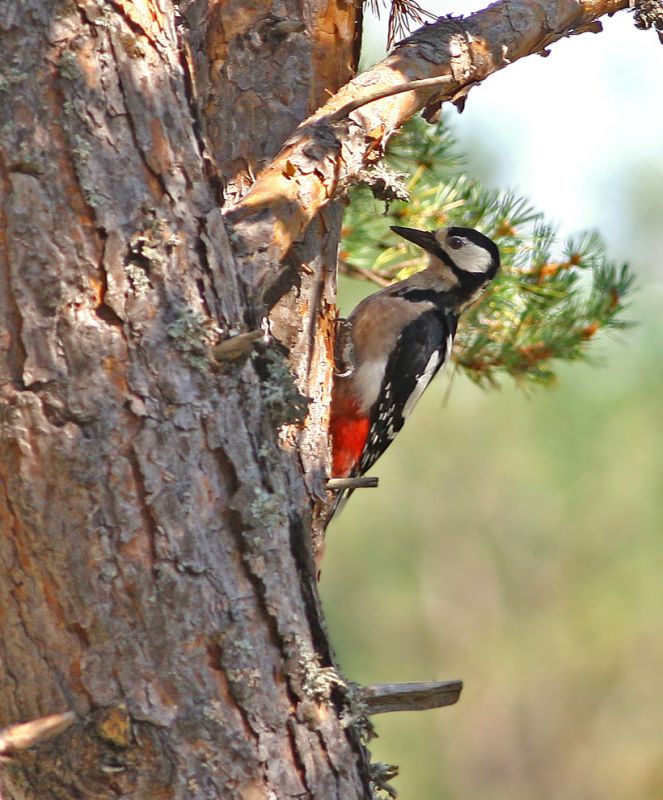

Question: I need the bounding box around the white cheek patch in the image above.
[403,350,441,418]
[451,242,493,274]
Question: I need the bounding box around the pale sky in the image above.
[362,3,663,276]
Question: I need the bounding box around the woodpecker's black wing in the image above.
[357,305,458,476]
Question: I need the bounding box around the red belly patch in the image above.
[330,415,370,477]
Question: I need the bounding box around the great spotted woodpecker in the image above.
[329,224,500,508]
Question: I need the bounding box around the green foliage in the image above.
[341,118,635,390]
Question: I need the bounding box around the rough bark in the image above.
[0,1,368,798]
[179,0,363,547]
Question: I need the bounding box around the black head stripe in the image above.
[429,244,458,271]
[392,286,439,303]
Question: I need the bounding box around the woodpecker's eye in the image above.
[448,236,464,250]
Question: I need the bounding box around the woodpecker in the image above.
[329,224,500,505]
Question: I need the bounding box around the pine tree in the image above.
[342,117,635,390]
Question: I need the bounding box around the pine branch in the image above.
[366,0,437,48]
[341,118,636,390]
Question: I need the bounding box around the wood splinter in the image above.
[326,476,379,491]
[359,680,463,715]
[0,711,76,756]
[213,329,264,363]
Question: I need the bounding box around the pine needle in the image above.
[367,0,437,47]
[341,117,636,391]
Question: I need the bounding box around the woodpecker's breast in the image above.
[330,284,457,479]
[344,291,438,412]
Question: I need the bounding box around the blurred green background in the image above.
[320,6,663,799]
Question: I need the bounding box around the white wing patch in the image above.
[402,349,441,419]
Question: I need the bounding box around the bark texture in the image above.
[0,1,367,798]
[179,0,362,545]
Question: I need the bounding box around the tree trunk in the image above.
[0,1,368,797]
[0,0,633,796]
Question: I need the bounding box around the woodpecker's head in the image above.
[390,225,500,296]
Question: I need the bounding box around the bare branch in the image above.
[0,712,76,756]
[327,476,379,490]
[338,259,393,287]
[327,75,454,122]
[360,681,463,714]
[226,0,629,292]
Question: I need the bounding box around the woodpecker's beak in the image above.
[390,225,440,254]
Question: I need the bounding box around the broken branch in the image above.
[0,712,76,756]
[360,680,463,714]
[326,476,379,490]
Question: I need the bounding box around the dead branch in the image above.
[360,680,463,714]
[0,712,76,756]
[327,476,379,490]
